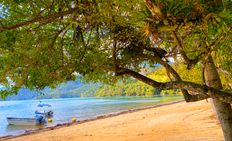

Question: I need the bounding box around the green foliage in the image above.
[95,79,155,97]
[148,67,170,82]
[0,0,231,98]
[175,64,202,84]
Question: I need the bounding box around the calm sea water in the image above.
[0,96,182,136]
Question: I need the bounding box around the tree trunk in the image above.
[204,55,232,141]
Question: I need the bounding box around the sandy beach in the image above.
[4,100,223,141]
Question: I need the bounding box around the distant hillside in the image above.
[2,81,100,100]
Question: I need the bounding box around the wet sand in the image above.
[5,100,223,141]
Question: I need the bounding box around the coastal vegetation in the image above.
[0,0,232,140]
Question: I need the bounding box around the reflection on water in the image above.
[6,124,45,131]
[0,96,182,136]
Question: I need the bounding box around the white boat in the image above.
[35,103,53,117]
[7,102,51,126]
[7,116,46,125]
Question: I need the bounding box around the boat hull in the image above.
[7,117,45,125]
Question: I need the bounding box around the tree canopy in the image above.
[0,0,231,102]
[1,0,232,140]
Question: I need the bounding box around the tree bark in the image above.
[204,55,232,141]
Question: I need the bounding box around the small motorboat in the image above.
[7,115,46,125]
[7,102,52,126]
[35,103,53,117]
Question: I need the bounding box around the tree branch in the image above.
[144,0,163,20]
[116,67,231,103]
[0,8,78,32]
[172,31,191,64]
[140,53,209,102]
[155,57,209,102]
[172,31,206,69]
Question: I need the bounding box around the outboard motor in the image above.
[35,114,46,124]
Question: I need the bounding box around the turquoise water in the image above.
[0,96,182,136]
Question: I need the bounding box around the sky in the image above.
[0,3,7,19]
[0,4,2,18]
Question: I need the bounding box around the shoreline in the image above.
[0,100,184,140]
[2,100,223,141]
